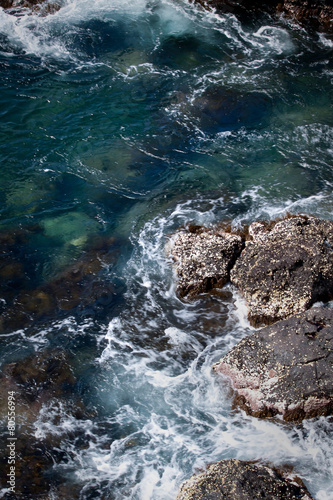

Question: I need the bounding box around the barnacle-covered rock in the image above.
[170,225,242,298]
[213,308,333,421]
[177,459,314,500]
[230,215,333,326]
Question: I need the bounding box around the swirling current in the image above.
[0,0,332,498]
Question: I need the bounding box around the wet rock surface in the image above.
[0,0,61,16]
[231,215,333,326]
[177,459,314,500]
[213,308,333,421]
[193,0,333,33]
[170,225,242,298]
[279,0,333,33]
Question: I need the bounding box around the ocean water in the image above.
[0,0,332,498]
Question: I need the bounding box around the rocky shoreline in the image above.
[1,0,332,497]
[1,0,333,33]
[192,0,333,34]
[171,215,333,323]
[171,214,333,498]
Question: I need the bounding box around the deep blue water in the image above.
[0,1,332,499]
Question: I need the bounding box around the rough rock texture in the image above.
[177,459,314,500]
[0,349,87,498]
[0,0,61,15]
[192,0,333,33]
[170,226,242,298]
[213,307,333,421]
[280,0,333,33]
[230,215,333,326]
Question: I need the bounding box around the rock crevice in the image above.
[170,215,333,423]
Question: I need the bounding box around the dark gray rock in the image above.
[192,0,333,33]
[170,226,242,298]
[177,459,314,500]
[230,215,333,326]
[213,308,333,421]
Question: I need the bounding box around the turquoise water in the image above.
[0,1,332,498]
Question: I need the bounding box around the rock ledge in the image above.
[213,307,333,421]
[231,215,333,326]
[170,226,242,298]
[177,459,314,500]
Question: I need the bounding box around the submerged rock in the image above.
[170,225,242,298]
[0,225,42,317]
[0,234,123,333]
[0,348,81,435]
[213,308,333,421]
[177,459,314,500]
[0,349,88,498]
[230,215,333,326]
[192,87,272,133]
[2,349,76,403]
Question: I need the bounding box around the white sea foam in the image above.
[0,0,208,64]
[0,7,73,61]
[83,200,333,498]
[1,1,332,497]
[54,334,333,498]
[253,25,295,55]
[33,399,95,439]
[0,0,299,71]
[318,32,333,48]
[0,0,144,63]
[3,192,328,498]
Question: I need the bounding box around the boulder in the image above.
[170,225,242,298]
[177,459,314,500]
[213,307,333,421]
[0,0,61,16]
[230,215,333,326]
[279,0,333,33]
[192,0,333,33]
